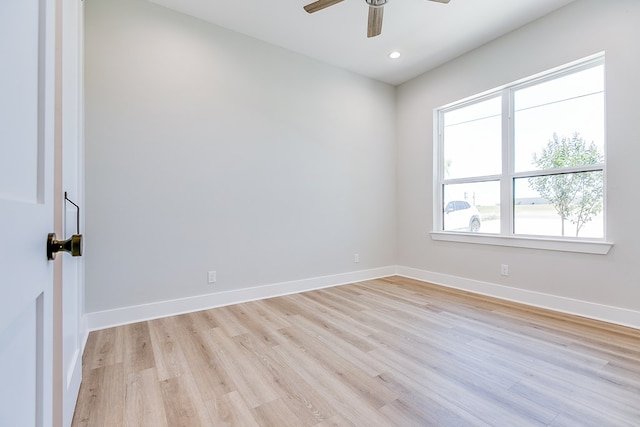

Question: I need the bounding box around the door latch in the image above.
[47,192,83,261]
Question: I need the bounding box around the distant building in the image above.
[515,197,549,205]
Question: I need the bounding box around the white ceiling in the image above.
[148,0,576,86]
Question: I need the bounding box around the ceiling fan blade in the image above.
[428,0,451,3]
[367,5,384,38]
[304,0,344,14]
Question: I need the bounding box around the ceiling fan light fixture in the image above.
[389,51,401,59]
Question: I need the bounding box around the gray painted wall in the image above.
[85,0,396,312]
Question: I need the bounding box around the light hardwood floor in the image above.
[72,276,640,426]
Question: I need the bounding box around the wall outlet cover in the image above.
[208,271,217,283]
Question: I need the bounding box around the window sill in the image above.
[429,231,613,255]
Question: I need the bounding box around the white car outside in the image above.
[444,200,481,232]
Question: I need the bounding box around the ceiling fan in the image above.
[303,0,451,38]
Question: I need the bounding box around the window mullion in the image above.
[442,174,503,186]
[512,164,604,178]
[500,88,513,236]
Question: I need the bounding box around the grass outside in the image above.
[475,203,603,238]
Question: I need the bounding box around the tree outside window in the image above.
[527,133,604,237]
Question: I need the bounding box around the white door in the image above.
[0,0,56,426]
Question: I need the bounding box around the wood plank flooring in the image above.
[72,276,640,426]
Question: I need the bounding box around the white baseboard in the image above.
[85,265,640,332]
[397,266,640,330]
[86,266,397,331]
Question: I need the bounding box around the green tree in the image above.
[528,133,604,237]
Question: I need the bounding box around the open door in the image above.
[0,0,56,425]
[59,0,86,425]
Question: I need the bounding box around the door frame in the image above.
[53,0,86,425]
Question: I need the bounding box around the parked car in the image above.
[444,200,481,232]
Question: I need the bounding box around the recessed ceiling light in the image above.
[389,51,401,59]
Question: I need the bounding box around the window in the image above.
[435,54,608,252]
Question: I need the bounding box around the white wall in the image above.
[397,0,640,315]
[84,0,396,314]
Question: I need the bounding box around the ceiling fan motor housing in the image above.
[365,0,388,7]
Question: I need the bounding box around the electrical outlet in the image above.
[354,253,360,263]
[207,271,217,284]
[500,264,509,276]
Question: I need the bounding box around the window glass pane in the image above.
[514,65,604,172]
[443,97,501,179]
[514,171,604,238]
[443,181,500,233]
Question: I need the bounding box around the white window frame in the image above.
[431,53,613,255]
